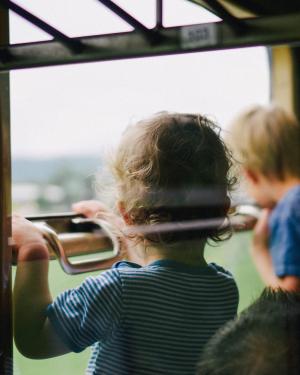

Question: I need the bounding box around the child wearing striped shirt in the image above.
[13,112,239,374]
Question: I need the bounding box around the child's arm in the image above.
[251,209,300,291]
[13,216,71,359]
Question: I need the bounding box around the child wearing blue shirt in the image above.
[13,112,238,374]
[229,105,300,291]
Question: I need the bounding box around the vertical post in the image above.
[0,6,12,375]
[156,0,163,29]
[290,47,300,121]
[270,46,294,113]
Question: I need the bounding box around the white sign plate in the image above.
[181,24,217,49]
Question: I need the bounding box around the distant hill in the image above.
[12,156,103,183]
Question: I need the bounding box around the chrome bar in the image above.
[38,218,122,275]
[12,208,258,274]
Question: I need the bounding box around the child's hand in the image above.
[72,200,125,228]
[72,200,138,263]
[252,208,271,250]
[250,208,280,287]
[12,215,48,262]
[72,200,111,218]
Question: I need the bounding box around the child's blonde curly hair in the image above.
[228,105,300,180]
[112,112,235,244]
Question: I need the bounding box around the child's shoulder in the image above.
[97,261,146,280]
[281,184,300,205]
[111,260,235,280]
[278,183,300,206]
[272,184,300,221]
[94,261,238,302]
[208,262,235,278]
[111,260,143,273]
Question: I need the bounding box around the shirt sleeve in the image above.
[270,210,300,278]
[47,268,123,353]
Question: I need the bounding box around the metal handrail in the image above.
[47,207,259,271]
[11,207,259,275]
[34,218,122,275]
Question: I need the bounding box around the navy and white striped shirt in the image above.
[47,260,238,374]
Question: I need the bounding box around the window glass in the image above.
[11,48,269,211]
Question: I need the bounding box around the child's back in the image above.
[13,112,238,374]
[49,261,237,374]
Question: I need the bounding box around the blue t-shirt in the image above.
[47,260,238,375]
[269,184,300,277]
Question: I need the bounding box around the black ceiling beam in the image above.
[96,0,160,44]
[0,0,83,53]
[1,12,300,72]
[156,0,163,29]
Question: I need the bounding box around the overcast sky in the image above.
[9,0,269,158]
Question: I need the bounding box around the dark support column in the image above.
[290,47,300,121]
[0,6,12,375]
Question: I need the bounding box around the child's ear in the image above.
[244,168,259,184]
[117,201,133,225]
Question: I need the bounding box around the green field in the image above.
[13,231,264,375]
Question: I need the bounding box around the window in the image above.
[11,2,268,373]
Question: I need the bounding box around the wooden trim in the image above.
[0,6,12,375]
[270,46,295,113]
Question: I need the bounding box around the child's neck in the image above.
[134,240,207,267]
